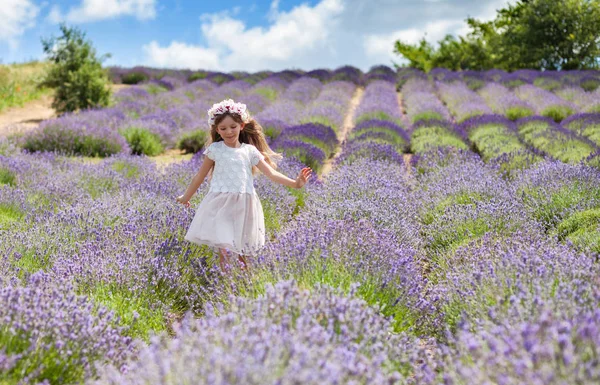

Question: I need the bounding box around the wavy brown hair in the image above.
[206,111,282,175]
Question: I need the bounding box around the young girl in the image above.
[176,99,312,271]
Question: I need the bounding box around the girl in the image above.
[176,99,312,271]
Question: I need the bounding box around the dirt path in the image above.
[397,90,415,177]
[0,94,55,138]
[320,87,364,178]
[0,84,132,139]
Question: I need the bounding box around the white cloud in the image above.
[47,5,63,24]
[56,0,156,23]
[0,0,39,47]
[142,0,518,72]
[362,0,514,67]
[143,0,344,72]
[142,41,221,70]
[363,19,463,62]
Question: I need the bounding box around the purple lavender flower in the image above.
[515,84,578,122]
[277,123,338,156]
[478,82,535,120]
[353,80,403,124]
[437,81,492,123]
[402,78,452,124]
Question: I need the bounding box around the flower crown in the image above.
[207,99,251,126]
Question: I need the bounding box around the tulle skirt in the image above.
[184,192,265,256]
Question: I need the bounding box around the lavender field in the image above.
[1,65,600,384]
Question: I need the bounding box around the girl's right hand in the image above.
[176,195,191,208]
[295,167,312,188]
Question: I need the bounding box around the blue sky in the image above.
[1,0,510,72]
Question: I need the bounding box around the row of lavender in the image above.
[10,73,385,159]
[92,85,600,383]
[13,76,291,157]
[398,67,600,92]
[401,77,600,172]
[109,64,398,87]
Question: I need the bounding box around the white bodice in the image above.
[203,141,264,194]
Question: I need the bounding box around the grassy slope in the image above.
[0,61,52,112]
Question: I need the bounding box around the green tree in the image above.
[41,23,112,114]
[394,0,600,71]
[497,0,600,70]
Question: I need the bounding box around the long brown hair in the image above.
[206,111,282,175]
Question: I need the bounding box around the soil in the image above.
[320,87,365,177]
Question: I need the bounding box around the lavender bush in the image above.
[353,80,403,124]
[92,281,436,385]
[515,84,578,122]
[516,116,598,164]
[436,81,492,123]
[478,82,535,120]
[402,78,452,124]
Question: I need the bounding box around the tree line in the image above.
[394,0,600,71]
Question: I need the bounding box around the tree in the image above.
[497,0,600,70]
[41,24,112,114]
[393,0,600,71]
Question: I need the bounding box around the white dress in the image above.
[184,141,266,256]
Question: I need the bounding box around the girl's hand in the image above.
[295,167,312,188]
[176,195,191,208]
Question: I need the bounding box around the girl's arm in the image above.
[176,158,215,206]
[256,159,312,189]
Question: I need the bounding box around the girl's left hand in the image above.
[295,167,312,188]
[176,195,191,208]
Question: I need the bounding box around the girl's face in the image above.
[216,115,244,148]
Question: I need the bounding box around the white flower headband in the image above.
[207,99,251,126]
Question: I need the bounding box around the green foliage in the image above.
[0,62,51,112]
[275,147,322,174]
[111,161,141,179]
[188,71,208,82]
[394,0,600,71]
[354,112,400,126]
[422,192,484,225]
[263,123,284,140]
[120,126,164,156]
[410,111,446,124]
[79,176,119,199]
[555,208,600,254]
[350,129,407,149]
[0,168,16,186]
[505,106,534,121]
[145,83,169,95]
[410,126,469,154]
[121,72,148,85]
[533,77,562,91]
[582,123,600,145]
[11,249,52,276]
[286,135,336,157]
[299,116,336,132]
[88,284,165,341]
[176,130,208,154]
[209,74,231,85]
[518,120,596,162]
[41,24,112,114]
[253,87,278,101]
[469,124,527,161]
[520,183,600,231]
[581,77,600,92]
[541,105,576,122]
[0,203,24,230]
